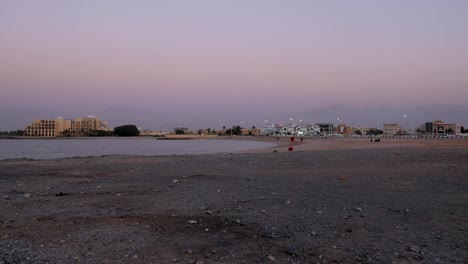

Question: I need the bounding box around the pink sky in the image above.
[1,1,467,129]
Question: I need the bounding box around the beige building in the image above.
[335,124,353,135]
[425,120,461,135]
[25,115,108,137]
[383,124,402,137]
[353,126,368,135]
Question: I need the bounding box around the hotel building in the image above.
[25,116,108,137]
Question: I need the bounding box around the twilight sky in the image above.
[1,1,468,129]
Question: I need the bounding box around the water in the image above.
[0,138,276,160]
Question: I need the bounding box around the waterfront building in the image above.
[25,115,108,137]
[335,124,353,135]
[315,123,334,135]
[383,124,402,137]
[424,120,461,135]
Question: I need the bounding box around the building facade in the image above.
[383,124,402,137]
[425,120,461,135]
[25,116,108,137]
[316,123,334,135]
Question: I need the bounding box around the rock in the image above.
[283,243,298,255]
[285,200,291,205]
[204,228,209,232]
[195,261,204,264]
[173,179,180,184]
[188,220,197,224]
[356,207,362,212]
[311,231,317,236]
[132,255,138,259]
[171,258,178,262]
[267,255,276,261]
[408,245,420,252]
[24,193,31,198]
[115,193,122,196]
[205,210,213,214]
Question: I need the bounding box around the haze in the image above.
[1,1,468,130]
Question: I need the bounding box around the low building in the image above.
[425,120,461,135]
[315,123,334,135]
[335,124,353,135]
[383,124,402,137]
[353,126,368,136]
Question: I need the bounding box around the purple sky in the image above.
[1,1,468,129]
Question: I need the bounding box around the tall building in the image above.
[25,115,108,137]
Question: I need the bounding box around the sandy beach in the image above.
[1,138,467,263]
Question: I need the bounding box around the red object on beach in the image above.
[290,137,295,142]
[288,147,293,152]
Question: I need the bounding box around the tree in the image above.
[446,128,454,134]
[114,125,140,137]
[461,126,466,133]
[367,128,383,136]
[355,130,362,136]
[225,125,243,136]
[174,128,186,135]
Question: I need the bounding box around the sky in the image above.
[1,1,468,129]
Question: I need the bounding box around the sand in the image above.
[0,138,467,263]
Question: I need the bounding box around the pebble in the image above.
[24,193,31,198]
[115,193,122,196]
[285,200,291,205]
[311,231,318,236]
[408,245,420,252]
[356,207,362,212]
[171,258,178,262]
[204,228,209,232]
[267,255,276,261]
[195,261,204,264]
[132,255,138,259]
[283,243,297,255]
[173,179,179,184]
[188,220,197,224]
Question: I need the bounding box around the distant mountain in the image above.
[263,104,468,129]
[1,104,467,131]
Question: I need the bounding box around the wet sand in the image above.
[0,139,467,263]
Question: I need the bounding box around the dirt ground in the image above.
[1,139,467,263]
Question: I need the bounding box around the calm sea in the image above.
[0,138,276,160]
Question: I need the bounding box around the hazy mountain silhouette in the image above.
[1,105,467,131]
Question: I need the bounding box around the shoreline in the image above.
[1,145,467,263]
[1,137,468,161]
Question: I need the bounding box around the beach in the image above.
[0,138,467,263]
